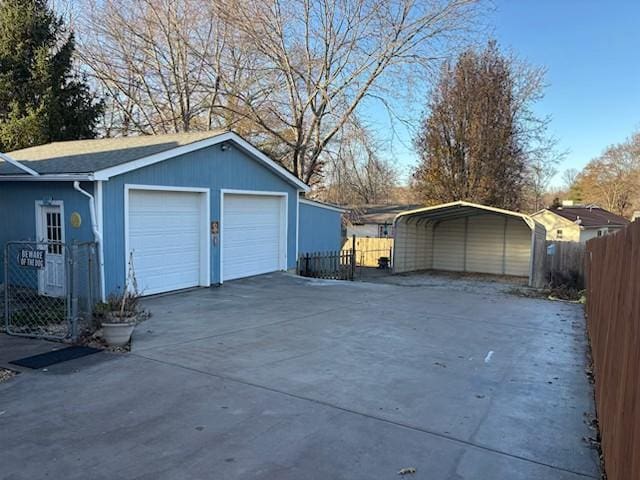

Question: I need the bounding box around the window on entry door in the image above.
[45,210,63,254]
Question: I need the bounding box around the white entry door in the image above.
[222,193,286,281]
[37,202,66,297]
[127,188,208,295]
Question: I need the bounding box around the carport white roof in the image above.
[395,201,535,229]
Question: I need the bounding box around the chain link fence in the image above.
[3,241,99,341]
[70,242,101,337]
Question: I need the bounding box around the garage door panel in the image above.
[222,194,284,281]
[128,189,205,295]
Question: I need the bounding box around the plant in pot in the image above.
[99,253,141,347]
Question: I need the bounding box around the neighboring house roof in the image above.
[349,204,422,224]
[395,201,536,229]
[537,206,629,228]
[0,131,310,191]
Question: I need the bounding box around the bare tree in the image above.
[573,131,640,217]
[321,119,398,204]
[79,0,227,135]
[561,168,579,190]
[200,0,480,183]
[523,153,559,212]
[77,0,481,184]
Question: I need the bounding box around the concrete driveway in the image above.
[0,273,599,479]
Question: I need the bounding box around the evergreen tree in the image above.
[0,0,102,152]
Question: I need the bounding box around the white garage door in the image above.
[222,193,285,281]
[128,189,206,295]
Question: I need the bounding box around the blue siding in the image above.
[0,182,94,283]
[298,202,343,253]
[101,143,299,294]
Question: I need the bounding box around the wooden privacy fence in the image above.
[297,250,355,280]
[585,221,640,480]
[545,241,586,289]
[341,237,393,268]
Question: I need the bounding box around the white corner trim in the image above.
[219,190,224,284]
[219,189,289,284]
[93,132,310,192]
[296,193,300,261]
[299,198,346,213]
[123,184,211,293]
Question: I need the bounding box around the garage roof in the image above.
[395,201,535,229]
[0,131,222,175]
[0,131,310,191]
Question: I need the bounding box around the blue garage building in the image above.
[0,131,343,300]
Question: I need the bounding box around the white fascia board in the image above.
[299,198,346,213]
[93,132,310,192]
[0,174,93,181]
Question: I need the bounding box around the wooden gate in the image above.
[341,237,393,268]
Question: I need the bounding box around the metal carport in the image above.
[392,201,546,286]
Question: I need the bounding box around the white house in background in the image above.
[346,204,421,238]
[532,201,629,243]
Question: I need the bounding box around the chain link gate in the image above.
[3,241,99,341]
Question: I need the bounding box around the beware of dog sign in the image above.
[19,249,46,269]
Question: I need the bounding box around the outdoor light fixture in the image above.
[220,142,230,151]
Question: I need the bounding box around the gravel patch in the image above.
[358,269,528,296]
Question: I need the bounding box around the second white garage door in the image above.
[222,193,286,281]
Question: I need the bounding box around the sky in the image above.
[380,0,640,187]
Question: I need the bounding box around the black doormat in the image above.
[10,346,102,369]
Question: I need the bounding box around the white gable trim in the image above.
[92,132,310,191]
[299,198,346,213]
[0,152,40,176]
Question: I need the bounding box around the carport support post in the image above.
[502,217,508,275]
[463,217,469,272]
